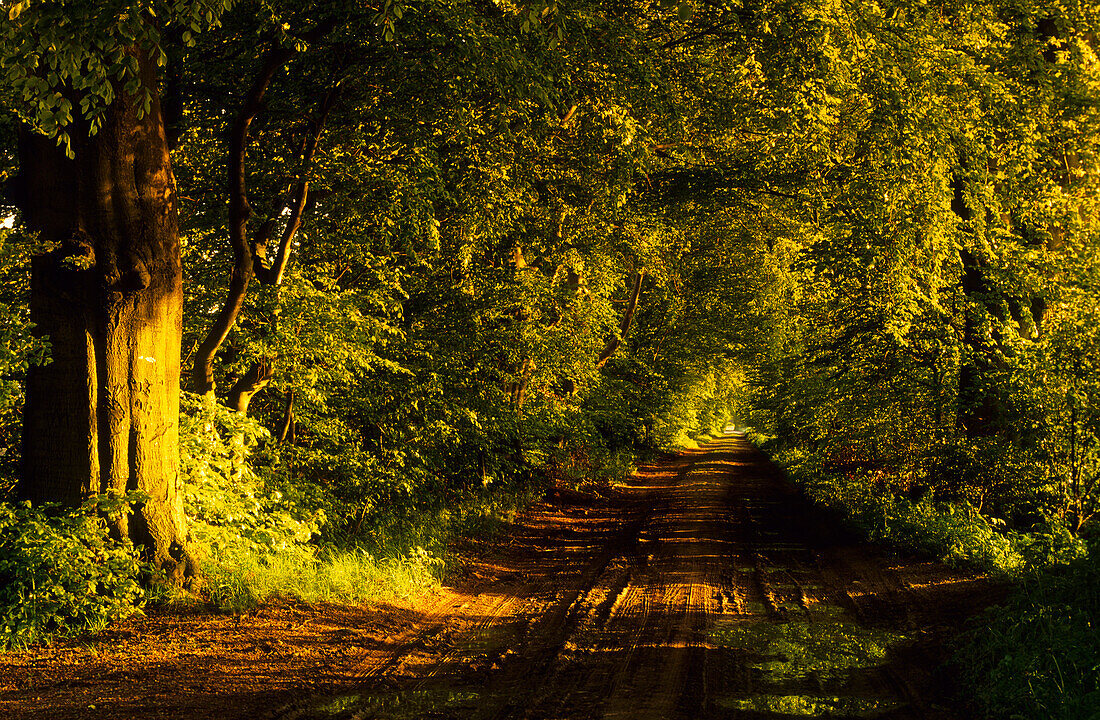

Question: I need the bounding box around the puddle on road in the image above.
[710,605,908,717]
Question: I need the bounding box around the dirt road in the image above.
[267,434,1001,720]
[0,435,1002,719]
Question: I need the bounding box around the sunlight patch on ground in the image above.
[710,605,908,717]
[717,693,896,716]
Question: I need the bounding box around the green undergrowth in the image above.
[176,386,674,612]
[952,553,1100,720]
[197,483,539,612]
[0,496,147,650]
[752,436,1086,577]
[666,424,730,453]
[178,391,556,611]
[200,545,443,612]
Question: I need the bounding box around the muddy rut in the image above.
[0,435,1003,720]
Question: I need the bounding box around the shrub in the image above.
[0,497,146,650]
[768,444,1087,576]
[179,392,323,562]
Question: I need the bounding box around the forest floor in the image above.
[0,435,1006,720]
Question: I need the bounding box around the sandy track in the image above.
[0,436,1003,720]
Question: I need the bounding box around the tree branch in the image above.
[191,44,295,395]
[661,15,744,51]
[254,84,341,286]
[276,388,295,444]
[227,358,276,413]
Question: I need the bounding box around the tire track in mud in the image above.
[285,436,1004,720]
[483,487,664,720]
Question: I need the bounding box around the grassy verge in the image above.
[749,437,1086,577]
[197,483,540,612]
[951,554,1100,719]
[200,546,443,611]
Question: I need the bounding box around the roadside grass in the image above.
[200,545,443,612]
[951,553,1100,720]
[710,606,908,717]
[668,432,701,450]
[749,437,1086,577]
[196,482,541,613]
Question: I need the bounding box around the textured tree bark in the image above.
[18,49,197,586]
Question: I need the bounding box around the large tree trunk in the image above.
[18,49,196,586]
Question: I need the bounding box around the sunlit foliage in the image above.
[0,1,1096,711]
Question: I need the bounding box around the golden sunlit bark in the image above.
[18,49,196,585]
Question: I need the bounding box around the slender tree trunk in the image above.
[956,247,995,438]
[596,269,645,369]
[512,358,533,408]
[276,389,295,444]
[951,176,997,439]
[190,49,337,415]
[18,49,196,585]
[191,45,293,397]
